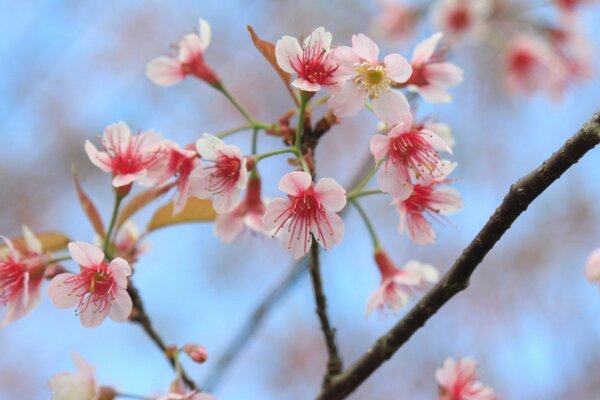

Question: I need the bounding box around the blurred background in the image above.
[1,0,600,399]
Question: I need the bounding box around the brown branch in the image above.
[128,282,199,391]
[317,112,600,400]
[308,241,343,386]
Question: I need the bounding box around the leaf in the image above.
[0,231,71,258]
[116,182,176,229]
[247,25,299,106]
[146,198,217,232]
[72,165,105,237]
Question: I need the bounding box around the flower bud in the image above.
[183,344,208,364]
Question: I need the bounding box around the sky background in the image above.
[1,0,600,399]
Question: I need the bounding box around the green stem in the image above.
[104,192,124,256]
[347,160,382,198]
[216,83,256,125]
[307,95,330,110]
[116,393,153,400]
[251,127,259,155]
[351,200,380,249]
[295,94,310,150]
[216,124,252,139]
[347,189,383,200]
[255,148,297,162]
[47,255,72,264]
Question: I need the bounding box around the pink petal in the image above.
[433,187,463,214]
[262,198,291,232]
[68,242,104,268]
[275,36,302,74]
[108,288,133,322]
[291,78,321,92]
[196,133,226,161]
[146,57,184,86]
[412,32,443,64]
[84,141,113,173]
[236,157,249,190]
[413,84,453,103]
[303,27,332,50]
[425,62,464,87]
[384,53,412,83]
[311,210,344,251]
[198,19,211,51]
[407,213,435,244]
[108,257,132,288]
[72,353,96,379]
[328,83,366,118]
[22,225,42,254]
[371,90,410,124]
[351,33,380,62]
[370,134,391,163]
[585,248,600,282]
[278,171,312,196]
[387,113,413,138]
[178,34,203,64]
[2,283,28,326]
[215,211,245,243]
[330,46,361,80]
[212,187,242,214]
[365,288,385,318]
[79,302,111,328]
[112,171,146,188]
[314,178,346,212]
[421,129,453,154]
[278,221,311,259]
[377,166,413,199]
[47,273,81,309]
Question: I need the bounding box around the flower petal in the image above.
[328,83,366,118]
[198,18,211,51]
[412,32,443,64]
[371,90,410,124]
[315,178,346,212]
[275,36,302,74]
[585,248,600,283]
[68,242,104,268]
[22,225,42,254]
[384,53,412,83]
[47,273,81,309]
[215,211,245,243]
[352,33,379,62]
[146,57,184,86]
[108,288,133,322]
[262,198,291,232]
[370,134,391,163]
[79,302,110,328]
[278,171,312,196]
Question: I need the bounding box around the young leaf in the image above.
[0,231,71,258]
[147,198,217,232]
[71,165,105,237]
[116,182,176,229]
[247,25,299,105]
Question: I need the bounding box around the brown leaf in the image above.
[146,198,217,232]
[0,231,71,258]
[116,182,176,229]
[71,165,105,237]
[247,25,299,106]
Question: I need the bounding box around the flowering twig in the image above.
[127,282,199,391]
[316,112,600,400]
[309,241,343,386]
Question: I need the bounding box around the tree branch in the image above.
[308,241,343,386]
[317,112,600,400]
[128,282,199,391]
[201,259,307,391]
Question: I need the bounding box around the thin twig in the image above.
[317,112,600,400]
[308,241,343,386]
[127,282,199,391]
[201,259,307,391]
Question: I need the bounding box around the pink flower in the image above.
[554,0,597,13]
[0,226,46,326]
[262,171,346,259]
[394,161,462,245]
[584,248,600,284]
[436,357,497,400]
[157,392,216,400]
[431,0,491,39]
[190,134,248,214]
[150,141,202,215]
[370,112,452,200]
[275,27,342,92]
[328,33,412,123]
[366,249,438,317]
[215,175,270,243]
[85,122,166,188]
[183,344,208,364]
[375,0,420,41]
[49,353,100,400]
[405,32,464,103]
[47,242,133,328]
[114,220,149,264]
[503,35,563,96]
[146,19,219,86]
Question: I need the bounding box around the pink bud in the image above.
[183,344,208,363]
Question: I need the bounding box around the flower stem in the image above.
[216,124,253,139]
[350,199,380,249]
[255,148,297,162]
[47,255,72,264]
[347,160,382,198]
[346,189,383,200]
[251,127,259,155]
[116,393,153,400]
[104,191,124,256]
[216,83,256,126]
[295,94,310,150]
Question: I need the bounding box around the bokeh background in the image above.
[1,1,600,399]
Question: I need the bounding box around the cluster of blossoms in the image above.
[375,0,596,99]
[436,357,497,400]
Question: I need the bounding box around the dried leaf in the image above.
[71,165,105,237]
[147,198,217,232]
[247,25,299,105]
[116,182,176,229]
[0,231,71,258]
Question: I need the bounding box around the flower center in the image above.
[353,62,391,99]
[206,155,241,195]
[65,263,117,315]
[0,259,25,305]
[448,7,471,33]
[291,40,339,86]
[388,131,441,179]
[102,134,162,176]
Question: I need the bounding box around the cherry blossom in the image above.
[375,0,420,41]
[328,33,412,123]
[394,161,462,244]
[150,141,202,215]
[431,0,491,39]
[215,175,270,243]
[366,249,438,317]
[49,353,100,400]
[405,32,464,103]
[183,343,208,364]
[584,248,600,284]
[262,171,346,259]
[113,220,149,264]
[436,357,497,400]
[85,122,165,188]
[146,19,219,86]
[190,134,248,214]
[275,27,342,92]
[370,112,452,200]
[554,0,597,13]
[0,226,47,326]
[47,242,132,328]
